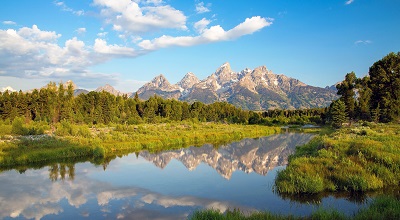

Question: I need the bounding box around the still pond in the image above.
[0,133,370,219]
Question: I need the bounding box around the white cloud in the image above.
[93,38,137,57]
[0,25,123,89]
[2,20,16,25]
[93,0,187,34]
[139,16,272,50]
[345,0,354,5]
[54,1,85,16]
[355,40,372,45]
[194,18,211,33]
[18,25,61,42]
[97,32,108,37]
[76,27,86,34]
[195,2,210,14]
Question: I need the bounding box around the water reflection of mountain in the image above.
[140,133,315,179]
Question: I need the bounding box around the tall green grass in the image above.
[189,195,400,220]
[0,121,281,167]
[275,123,400,194]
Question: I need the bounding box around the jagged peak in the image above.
[215,62,232,75]
[177,72,201,90]
[253,65,268,73]
[151,74,171,87]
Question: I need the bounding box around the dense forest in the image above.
[0,82,325,126]
[0,52,398,128]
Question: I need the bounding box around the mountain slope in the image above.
[134,63,338,110]
[134,74,182,100]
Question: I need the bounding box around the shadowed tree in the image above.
[368,52,400,122]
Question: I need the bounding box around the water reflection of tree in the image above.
[49,163,75,181]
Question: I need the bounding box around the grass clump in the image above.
[275,123,400,194]
[189,196,400,220]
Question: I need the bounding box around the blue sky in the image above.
[0,0,399,92]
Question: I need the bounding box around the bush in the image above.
[11,117,29,135]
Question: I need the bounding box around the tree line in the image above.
[0,52,398,127]
[0,83,324,126]
[330,52,400,127]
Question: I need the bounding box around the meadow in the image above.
[275,123,400,194]
[0,119,280,167]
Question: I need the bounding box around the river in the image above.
[0,133,369,219]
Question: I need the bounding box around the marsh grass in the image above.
[275,123,400,194]
[189,196,400,220]
[0,121,280,167]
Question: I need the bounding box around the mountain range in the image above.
[132,62,338,110]
[4,63,338,110]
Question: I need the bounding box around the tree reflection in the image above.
[48,163,76,182]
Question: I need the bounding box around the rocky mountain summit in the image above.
[135,62,338,110]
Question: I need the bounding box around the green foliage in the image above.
[0,122,280,166]
[330,100,347,128]
[275,123,400,194]
[11,117,47,135]
[11,117,27,135]
[355,195,400,220]
[368,52,400,122]
[189,196,400,220]
[337,72,357,119]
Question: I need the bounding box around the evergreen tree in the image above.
[368,52,400,122]
[330,99,347,128]
[337,72,357,120]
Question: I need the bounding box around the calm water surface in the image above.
[0,133,369,220]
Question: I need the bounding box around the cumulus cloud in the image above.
[0,25,125,88]
[139,16,273,50]
[195,2,211,14]
[93,0,187,34]
[2,20,16,25]
[345,0,354,5]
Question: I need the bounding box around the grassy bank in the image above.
[189,195,400,220]
[0,121,280,167]
[275,123,400,194]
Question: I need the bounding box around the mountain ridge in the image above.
[5,63,338,110]
[134,63,338,110]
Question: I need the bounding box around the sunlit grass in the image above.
[275,123,400,194]
[0,120,281,167]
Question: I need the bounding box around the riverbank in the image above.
[0,121,281,167]
[190,195,400,220]
[275,123,400,194]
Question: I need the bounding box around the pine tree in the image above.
[330,99,347,128]
[368,52,400,122]
[337,72,357,120]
